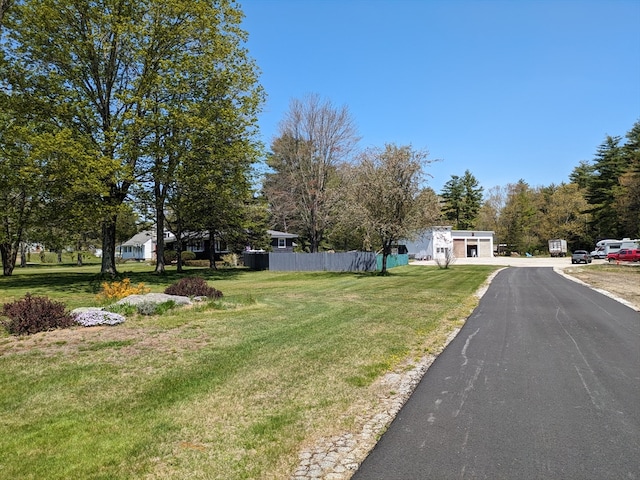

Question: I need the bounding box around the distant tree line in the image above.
[439,121,639,254]
[265,113,639,257]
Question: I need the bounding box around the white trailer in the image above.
[548,239,568,257]
[595,238,639,257]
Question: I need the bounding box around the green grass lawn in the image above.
[0,263,497,479]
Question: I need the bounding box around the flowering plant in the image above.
[96,278,150,302]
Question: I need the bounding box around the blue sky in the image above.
[240,0,640,193]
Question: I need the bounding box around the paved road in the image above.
[353,267,640,479]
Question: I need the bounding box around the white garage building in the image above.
[404,226,495,260]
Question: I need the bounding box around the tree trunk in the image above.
[379,241,391,276]
[176,233,183,273]
[176,237,182,273]
[20,242,26,267]
[100,215,118,276]
[76,239,83,266]
[0,242,18,276]
[154,199,166,274]
[380,251,388,275]
[208,229,217,269]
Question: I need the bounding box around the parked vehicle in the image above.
[548,239,568,257]
[596,238,639,258]
[571,250,592,264]
[590,248,606,259]
[609,249,640,263]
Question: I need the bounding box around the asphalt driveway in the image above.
[353,267,640,479]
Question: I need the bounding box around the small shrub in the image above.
[96,278,150,303]
[104,299,177,317]
[136,301,159,316]
[163,250,196,263]
[164,277,223,299]
[184,259,210,267]
[39,252,58,263]
[105,303,138,316]
[148,300,177,316]
[181,251,196,261]
[435,250,456,269]
[163,250,177,264]
[1,294,75,335]
[221,253,239,267]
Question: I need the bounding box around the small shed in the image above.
[268,230,298,253]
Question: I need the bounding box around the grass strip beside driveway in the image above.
[0,265,496,479]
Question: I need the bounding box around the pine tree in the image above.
[616,121,640,237]
[440,170,483,229]
[585,136,626,239]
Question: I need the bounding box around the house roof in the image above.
[123,228,299,246]
[267,229,299,239]
[120,230,156,246]
[451,230,495,236]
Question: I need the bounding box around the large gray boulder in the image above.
[115,293,192,306]
[71,307,126,327]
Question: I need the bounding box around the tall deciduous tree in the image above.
[476,185,507,251]
[440,170,483,229]
[138,2,264,274]
[535,183,591,250]
[2,0,262,276]
[264,94,359,252]
[0,115,103,275]
[350,144,439,275]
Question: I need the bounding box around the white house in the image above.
[403,226,494,260]
[404,226,452,260]
[117,230,156,261]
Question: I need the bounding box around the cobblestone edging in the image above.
[291,333,457,480]
[290,270,503,480]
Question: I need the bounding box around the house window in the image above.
[278,238,286,249]
[187,240,204,252]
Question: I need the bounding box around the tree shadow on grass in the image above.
[0,266,250,299]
